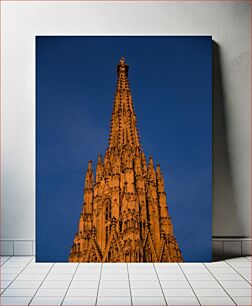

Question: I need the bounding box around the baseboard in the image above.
[0,238,251,258]
[212,237,251,260]
[0,240,35,256]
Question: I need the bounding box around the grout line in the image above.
[245,256,252,262]
[0,256,12,266]
[127,263,133,306]
[153,263,168,306]
[203,263,238,306]
[178,263,202,306]
[0,256,34,297]
[28,261,55,305]
[60,263,79,305]
[225,260,252,286]
[95,263,103,306]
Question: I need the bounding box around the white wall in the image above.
[1,1,250,242]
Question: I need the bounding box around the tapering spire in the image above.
[69,58,183,263]
[108,57,141,151]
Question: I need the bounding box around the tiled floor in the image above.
[0,256,251,305]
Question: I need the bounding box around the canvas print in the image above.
[36,36,212,262]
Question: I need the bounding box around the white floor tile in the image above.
[27,262,53,268]
[67,288,98,296]
[40,280,71,288]
[0,296,32,305]
[128,267,155,273]
[130,280,160,289]
[8,256,33,262]
[8,280,42,289]
[128,263,152,268]
[155,267,182,273]
[186,273,215,281]
[235,267,252,274]
[198,296,235,305]
[165,296,200,305]
[36,288,67,296]
[53,263,78,268]
[2,288,37,296]
[45,273,73,281]
[70,280,99,289]
[163,288,195,296]
[50,267,77,274]
[98,288,130,296]
[75,268,100,274]
[158,273,186,280]
[204,261,230,267]
[181,267,209,274]
[225,288,252,296]
[99,280,129,288]
[76,267,101,274]
[97,296,131,305]
[160,280,190,288]
[22,267,50,274]
[131,288,163,296]
[242,274,252,283]
[129,273,157,281]
[189,280,221,288]
[101,268,127,274]
[228,261,252,268]
[132,296,166,305]
[3,261,28,268]
[219,280,252,288]
[1,267,23,274]
[0,257,10,264]
[232,296,252,305]
[1,274,17,281]
[214,273,245,281]
[30,296,64,305]
[78,263,101,270]
[62,296,96,305]
[194,288,228,296]
[16,273,46,281]
[101,273,128,281]
[102,265,127,273]
[246,256,252,261]
[0,280,12,288]
[208,267,237,274]
[74,273,100,281]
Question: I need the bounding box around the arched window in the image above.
[105,200,111,221]
[106,226,109,244]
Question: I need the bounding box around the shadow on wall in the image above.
[212,41,244,240]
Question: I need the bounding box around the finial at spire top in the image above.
[120,57,126,65]
[117,57,129,76]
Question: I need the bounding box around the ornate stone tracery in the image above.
[69,58,183,262]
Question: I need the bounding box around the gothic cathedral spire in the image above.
[69,58,183,262]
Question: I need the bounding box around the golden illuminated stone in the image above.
[69,58,183,262]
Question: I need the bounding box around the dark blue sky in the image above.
[36,36,212,262]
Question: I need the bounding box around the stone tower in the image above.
[69,58,183,262]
